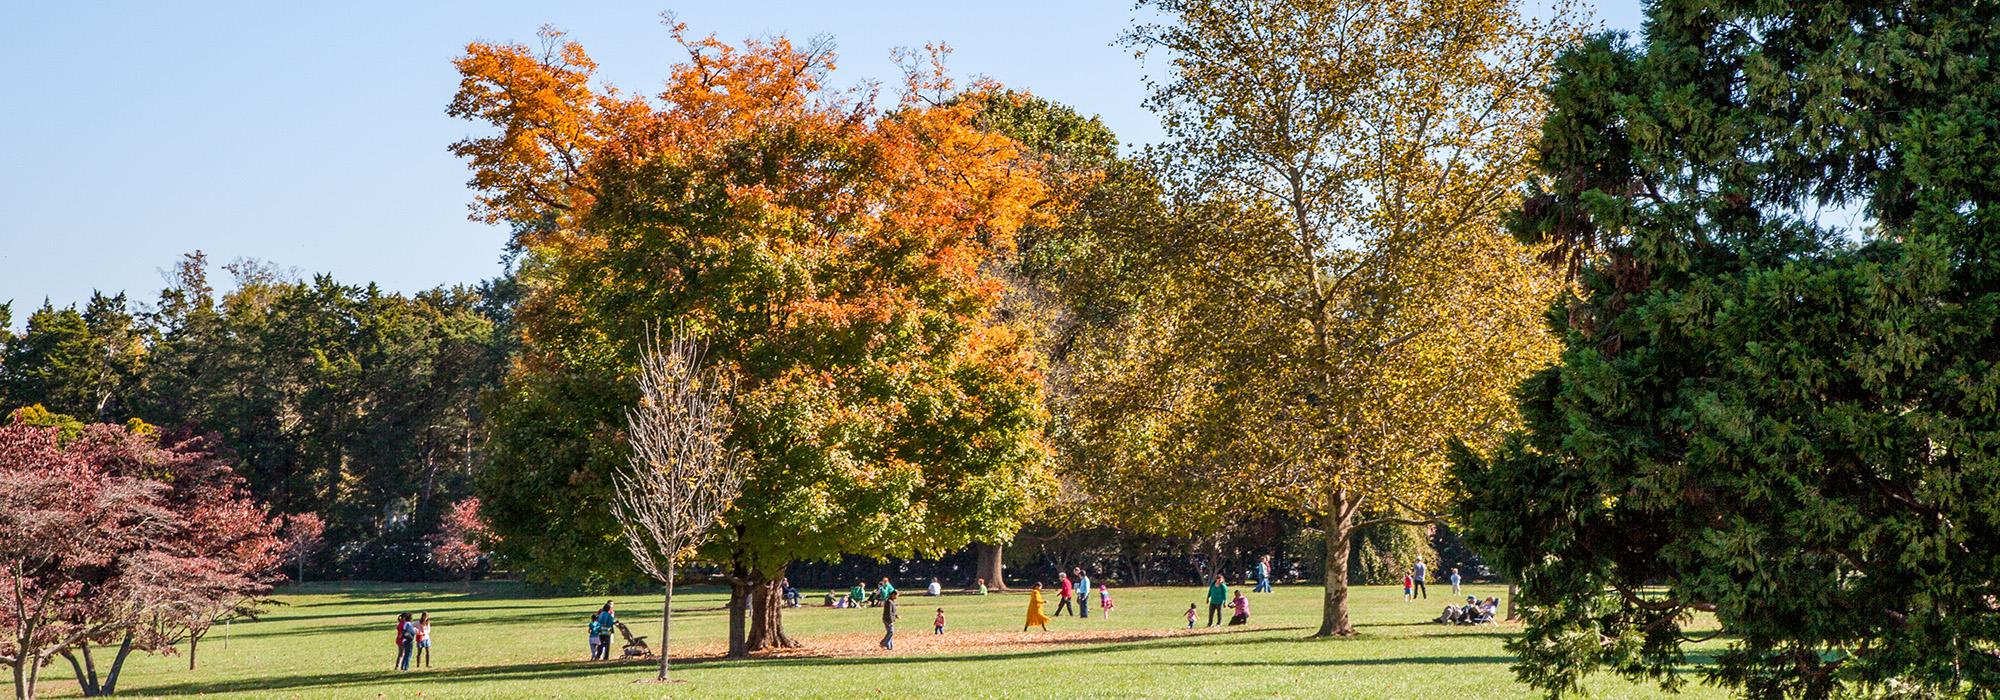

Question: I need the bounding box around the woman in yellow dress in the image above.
[1023,582,1051,631]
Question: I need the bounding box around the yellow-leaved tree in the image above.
[1075,0,1582,636]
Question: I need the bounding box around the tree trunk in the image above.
[1315,498,1360,637]
[188,634,199,670]
[744,569,797,651]
[1506,581,1520,621]
[725,560,748,658]
[657,562,674,682]
[15,658,32,700]
[62,645,99,697]
[974,542,1006,591]
[102,628,135,696]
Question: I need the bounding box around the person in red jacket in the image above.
[1053,572,1076,616]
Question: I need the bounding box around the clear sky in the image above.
[0,1,1645,316]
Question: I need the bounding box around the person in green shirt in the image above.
[1205,574,1229,627]
[878,577,898,605]
[849,581,867,609]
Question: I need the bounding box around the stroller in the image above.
[615,622,654,658]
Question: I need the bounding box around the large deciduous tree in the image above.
[1454,1,2000,696]
[459,24,1055,650]
[1104,0,1577,636]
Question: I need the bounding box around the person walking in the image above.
[1254,555,1273,593]
[880,591,900,650]
[1205,575,1229,627]
[933,608,947,634]
[592,602,617,660]
[585,615,601,659]
[1412,560,1429,600]
[1053,572,1075,617]
[1023,582,1051,631]
[1075,569,1092,619]
[1099,584,1115,619]
[413,612,432,668]
[1449,566,1462,595]
[1185,603,1198,629]
[393,613,415,671]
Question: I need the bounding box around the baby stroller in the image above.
[615,622,654,658]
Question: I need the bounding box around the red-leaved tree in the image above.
[428,498,492,590]
[279,513,326,586]
[0,415,283,699]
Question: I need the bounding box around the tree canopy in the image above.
[455,24,1059,648]
[1071,0,1576,636]
[1455,1,2000,696]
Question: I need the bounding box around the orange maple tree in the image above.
[456,22,1059,652]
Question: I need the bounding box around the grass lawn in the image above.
[33,580,1730,698]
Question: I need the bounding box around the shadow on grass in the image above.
[131,626,1311,695]
[235,606,739,641]
[1168,655,1516,668]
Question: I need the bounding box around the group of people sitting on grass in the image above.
[823,575,967,609]
[1434,596,1501,625]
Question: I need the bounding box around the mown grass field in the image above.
[36,581,1730,698]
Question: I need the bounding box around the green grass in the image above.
[33,581,1731,698]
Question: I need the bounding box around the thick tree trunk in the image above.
[657,563,674,682]
[974,542,1007,591]
[1315,498,1360,637]
[15,658,32,700]
[745,569,797,651]
[1506,581,1520,621]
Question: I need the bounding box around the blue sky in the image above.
[0,1,1645,315]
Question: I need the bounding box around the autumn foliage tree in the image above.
[460,22,1055,651]
[0,413,282,699]
[279,513,325,585]
[427,498,492,588]
[1083,0,1581,637]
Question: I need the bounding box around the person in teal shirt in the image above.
[878,577,897,604]
[1075,570,1092,619]
[849,581,867,608]
[1205,574,1229,627]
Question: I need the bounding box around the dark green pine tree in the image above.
[1454,1,2000,697]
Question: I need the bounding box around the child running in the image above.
[1185,603,1198,629]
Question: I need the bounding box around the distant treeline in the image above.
[0,252,515,580]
